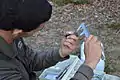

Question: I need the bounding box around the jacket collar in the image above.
[0,36,17,58]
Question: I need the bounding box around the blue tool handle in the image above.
[79,23,90,38]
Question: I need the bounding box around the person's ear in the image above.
[13,29,23,34]
[12,29,23,38]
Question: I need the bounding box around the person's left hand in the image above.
[59,32,80,58]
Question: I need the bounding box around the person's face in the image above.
[13,23,45,38]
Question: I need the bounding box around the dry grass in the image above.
[107,23,120,29]
[51,0,90,6]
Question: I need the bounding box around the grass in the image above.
[105,56,116,74]
[106,23,120,29]
[72,0,90,5]
[51,0,90,6]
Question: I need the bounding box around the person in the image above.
[0,0,102,80]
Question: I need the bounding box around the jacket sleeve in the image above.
[25,45,69,71]
[0,60,23,80]
[70,65,94,80]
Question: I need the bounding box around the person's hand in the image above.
[84,35,102,69]
[59,31,79,58]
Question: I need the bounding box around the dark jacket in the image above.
[0,37,93,80]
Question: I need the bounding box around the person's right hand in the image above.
[84,35,102,69]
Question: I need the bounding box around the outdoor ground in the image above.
[24,0,120,77]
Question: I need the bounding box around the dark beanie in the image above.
[0,0,52,32]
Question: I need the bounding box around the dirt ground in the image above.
[25,0,120,77]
